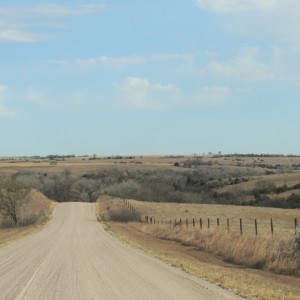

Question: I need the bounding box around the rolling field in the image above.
[1,154,300,237]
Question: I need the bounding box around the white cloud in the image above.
[115,77,178,109]
[195,0,282,14]
[115,77,240,109]
[0,30,47,42]
[184,85,245,107]
[48,54,193,68]
[25,4,106,17]
[0,4,105,42]
[22,79,242,112]
[202,47,280,81]
[0,4,105,18]
[196,1,300,52]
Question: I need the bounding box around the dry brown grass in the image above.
[129,199,300,236]
[19,189,55,225]
[134,224,300,277]
[0,190,55,247]
[217,172,300,193]
[98,198,300,299]
[106,221,300,300]
[97,198,140,222]
[100,199,300,276]
[269,189,300,200]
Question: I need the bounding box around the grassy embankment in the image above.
[98,198,300,300]
[0,190,55,248]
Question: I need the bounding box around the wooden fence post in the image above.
[271,218,274,236]
[208,218,210,229]
[255,219,258,236]
[200,218,202,229]
[217,218,220,227]
[186,218,188,228]
[227,218,230,232]
[240,218,243,235]
[295,218,298,235]
[193,218,195,227]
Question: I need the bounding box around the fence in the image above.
[122,199,299,236]
[143,216,299,236]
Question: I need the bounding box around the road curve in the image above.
[0,203,243,300]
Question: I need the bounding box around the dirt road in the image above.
[0,203,243,300]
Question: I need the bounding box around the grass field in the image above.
[127,199,300,236]
[99,199,300,300]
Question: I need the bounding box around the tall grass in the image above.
[0,189,53,228]
[135,224,300,277]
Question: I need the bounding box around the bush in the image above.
[97,199,141,222]
[108,207,140,222]
[0,218,15,229]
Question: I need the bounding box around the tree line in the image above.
[2,165,300,226]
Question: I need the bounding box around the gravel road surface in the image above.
[0,203,244,300]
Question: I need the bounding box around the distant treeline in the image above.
[12,164,300,209]
[219,154,300,157]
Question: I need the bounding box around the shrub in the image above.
[108,207,140,222]
[97,199,141,223]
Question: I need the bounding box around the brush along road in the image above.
[0,203,243,300]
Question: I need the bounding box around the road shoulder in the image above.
[104,221,300,300]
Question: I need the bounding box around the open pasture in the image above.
[128,199,300,236]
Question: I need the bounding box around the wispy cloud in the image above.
[48,54,193,68]
[0,4,105,42]
[115,77,178,109]
[195,1,300,52]
[22,78,242,112]
[115,77,240,110]
[23,4,105,17]
[0,30,47,42]
[202,47,279,81]
[195,0,282,14]
[0,4,105,18]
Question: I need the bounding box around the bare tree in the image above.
[0,178,31,226]
[73,178,102,202]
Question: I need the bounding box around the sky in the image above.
[1,0,300,156]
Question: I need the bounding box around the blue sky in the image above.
[1,0,300,156]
